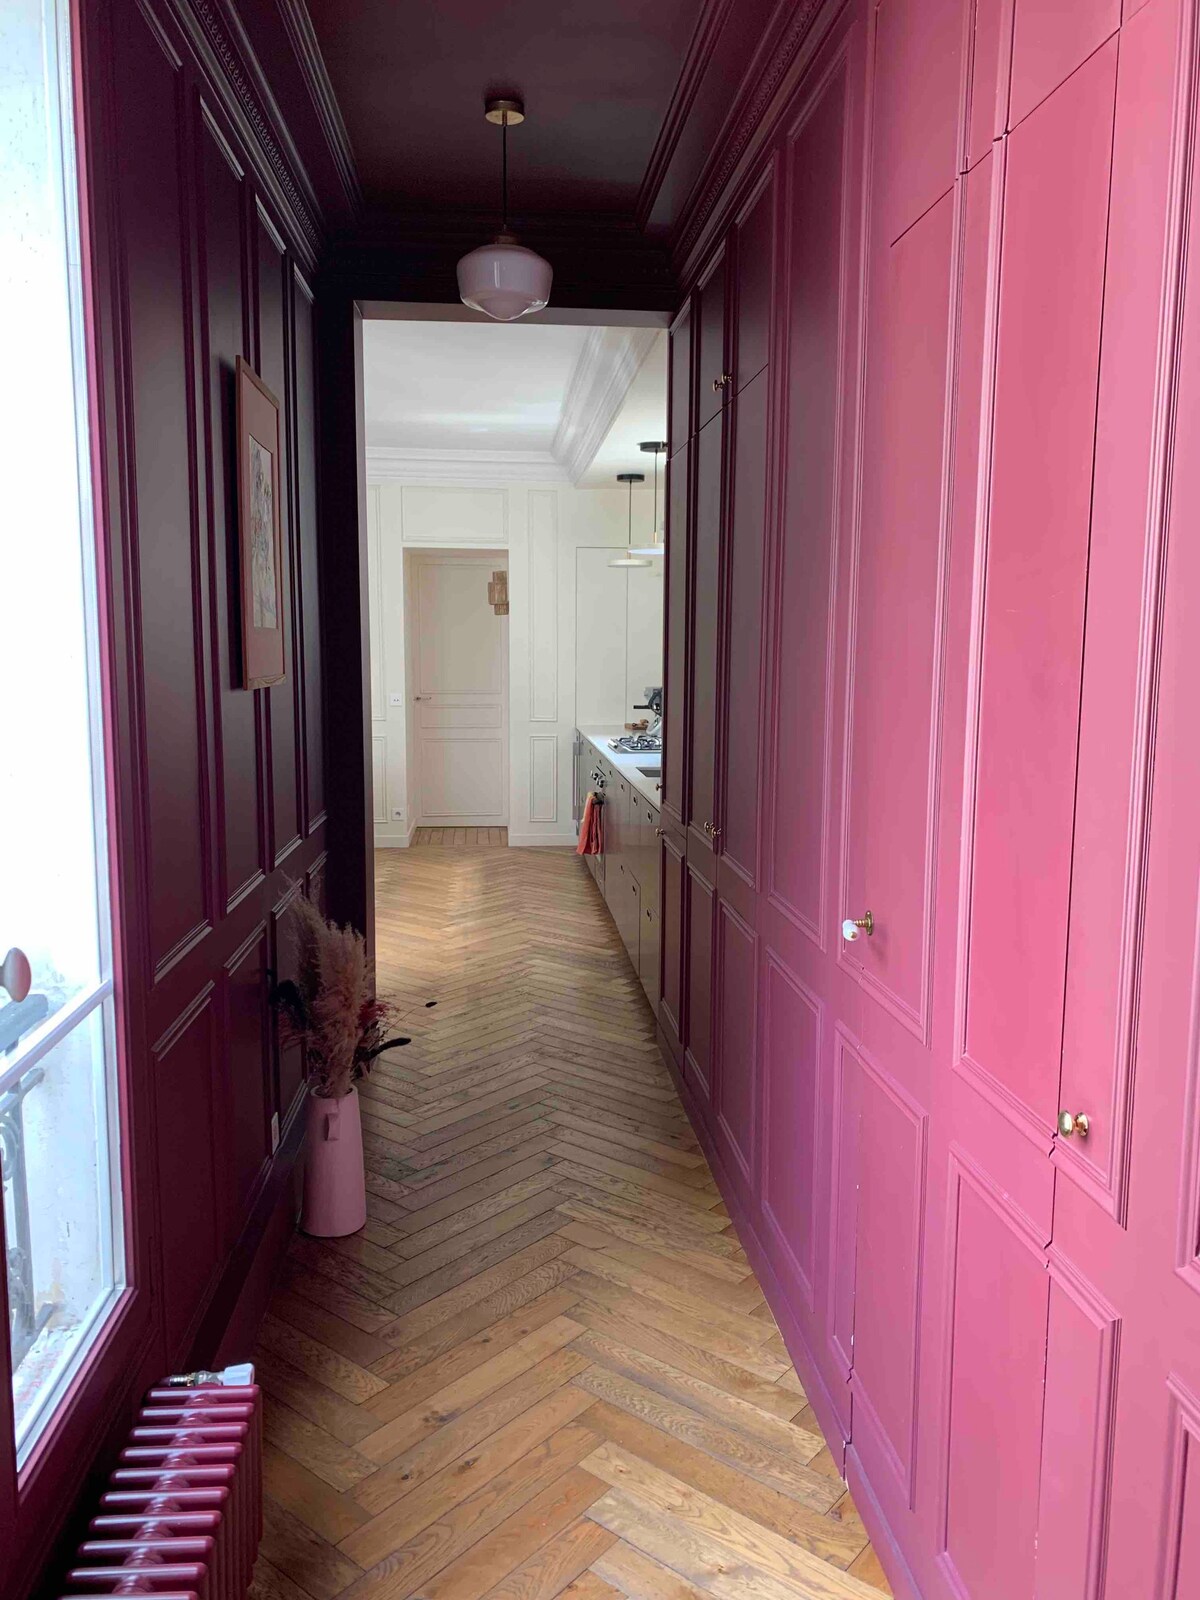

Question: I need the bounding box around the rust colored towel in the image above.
[577,792,603,855]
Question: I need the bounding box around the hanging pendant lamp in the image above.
[457,97,553,321]
[609,472,651,568]
[626,441,668,556]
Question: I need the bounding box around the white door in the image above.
[412,554,509,826]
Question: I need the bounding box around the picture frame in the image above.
[235,355,286,689]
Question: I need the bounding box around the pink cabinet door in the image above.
[756,13,864,1433]
[687,411,724,874]
[717,369,769,908]
[839,178,954,1535]
[1039,0,1200,1592]
[933,30,1121,1600]
[662,441,691,831]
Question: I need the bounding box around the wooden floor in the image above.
[249,846,891,1600]
[411,827,509,847]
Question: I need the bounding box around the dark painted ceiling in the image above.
[233,0,787,307]
[304,0,700,216]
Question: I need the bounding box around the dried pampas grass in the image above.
[271,895,407,1099]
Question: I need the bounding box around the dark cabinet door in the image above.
[639,904,660,1006]
[662,442,691,830]
[733,164,776,395]
[688,411,725,876]
[696,247,729,432]
[659,827,686,1062]
[669,298,694,454]
[685,862,716,1106]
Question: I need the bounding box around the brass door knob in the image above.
[841,911,874,942]
[1058,1110,1090,1139]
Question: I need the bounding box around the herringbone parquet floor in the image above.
[248,847,891,1600]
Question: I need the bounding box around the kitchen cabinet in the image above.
[577,736,662,1010]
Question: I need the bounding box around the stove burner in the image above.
[609,733,663,754]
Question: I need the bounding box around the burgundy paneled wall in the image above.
[0,3,328,1592]
[661,0,1200,1594]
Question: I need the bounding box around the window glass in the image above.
[0,0,125,1465]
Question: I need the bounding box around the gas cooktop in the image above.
[608,733,662,754]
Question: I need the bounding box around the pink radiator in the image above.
[60,1370,262,1600]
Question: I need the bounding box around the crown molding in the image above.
[168,0,324,263]
[366,447,570,486]
[553,327,658,484]
[276,0,363,219]
[672,0,828,276]
[636,0,735,232]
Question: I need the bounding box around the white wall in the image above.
[368,478,662,848]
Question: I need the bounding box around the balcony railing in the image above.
[1,1063,55,1371]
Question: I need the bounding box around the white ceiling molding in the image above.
[366,446,570,485]
[552,328,659,485]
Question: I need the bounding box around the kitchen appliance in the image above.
[609,687,663,754]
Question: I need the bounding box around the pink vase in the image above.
[301,1085,367,1237]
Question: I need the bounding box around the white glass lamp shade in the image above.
[457,237,553,321]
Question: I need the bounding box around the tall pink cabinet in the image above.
[658,0,1200,1593]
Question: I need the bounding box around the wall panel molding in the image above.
[528,490,559,723]
[529,736,559,823]
[166,0,323,262]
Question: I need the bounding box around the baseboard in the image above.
[653,1022,919,1600]
[508,830,578,848]
[374,825,412,849]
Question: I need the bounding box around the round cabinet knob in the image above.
[1,947,32,1003]
[841,911,874,942]
[1057,1110,1091,1139]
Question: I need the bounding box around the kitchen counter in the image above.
[578,729,663,808]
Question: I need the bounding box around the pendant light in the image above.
[609,472,651,568]
[457,97,553,321]
[626,440,668,556]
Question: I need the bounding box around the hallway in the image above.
[249,848,889,1600]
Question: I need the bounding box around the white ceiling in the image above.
[578,336,668,486]
[363,320,667,484]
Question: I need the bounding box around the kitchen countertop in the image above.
[579,729,663,809]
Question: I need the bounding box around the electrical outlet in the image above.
[392,808,405,821]
[270,1111,280,1153]
[388,692,404,706]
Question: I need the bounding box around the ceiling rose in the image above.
[458,97,553,322]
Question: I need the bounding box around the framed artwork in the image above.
[235,355,286,689]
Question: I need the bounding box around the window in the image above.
[0,0,124,1464]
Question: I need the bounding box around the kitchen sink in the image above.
[636,765,661,777]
